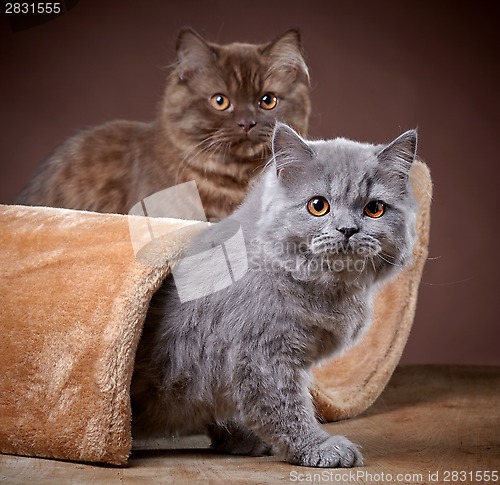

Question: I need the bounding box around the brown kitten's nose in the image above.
[337,226,359,239]
[238,120,256,133]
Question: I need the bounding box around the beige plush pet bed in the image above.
[0,161,431,465]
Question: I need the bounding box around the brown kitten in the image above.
[16,28,311,219]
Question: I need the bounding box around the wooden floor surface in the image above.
[1,365,499,484]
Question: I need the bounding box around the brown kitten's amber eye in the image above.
[210,94,230,111]
[364,200,385,218]
[307,197,330,217]
[259,93,278,110]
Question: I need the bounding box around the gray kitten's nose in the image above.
[337,226,359,239]
[238,120,256,133]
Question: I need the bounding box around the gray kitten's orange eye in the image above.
[364,200,385,218]
[307,197,330,217]
[259,93,278,110]
[210,94,230,111]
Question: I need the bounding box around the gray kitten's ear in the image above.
[176,27,215,81]
[272,123,314,184]
[377,129,418,178]
[263,29,309,83]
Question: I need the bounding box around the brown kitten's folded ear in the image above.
[263,29,310,83]
[176,27,215,81]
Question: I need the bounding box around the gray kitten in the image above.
[131,123,418,467]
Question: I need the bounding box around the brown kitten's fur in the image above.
[17,28,311,219]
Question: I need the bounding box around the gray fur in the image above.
[132,124,418,467]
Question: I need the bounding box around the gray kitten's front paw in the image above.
[290,435,363,468]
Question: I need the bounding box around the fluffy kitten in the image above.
[16,28,310,219]
[131,123,419,467]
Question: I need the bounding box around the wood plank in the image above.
[1,366,499,484]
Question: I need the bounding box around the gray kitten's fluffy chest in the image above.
[240,239,374,362]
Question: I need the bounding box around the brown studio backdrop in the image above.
[1,0,499,365]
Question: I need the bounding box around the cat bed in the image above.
[0,161,431,465]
